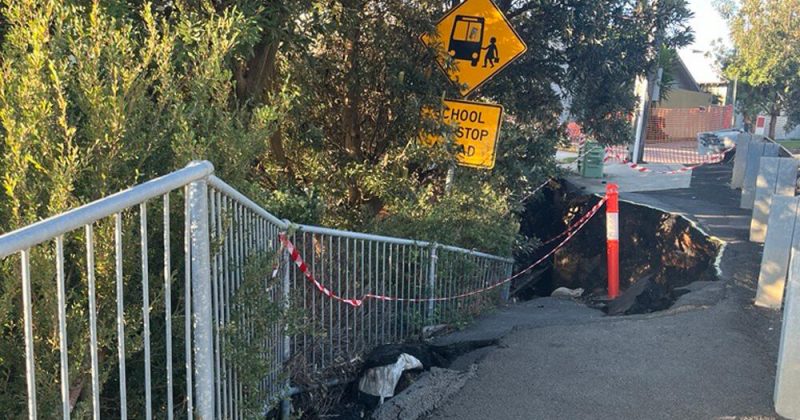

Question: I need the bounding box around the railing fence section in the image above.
[0,161,513,419]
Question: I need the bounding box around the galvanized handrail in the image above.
[293,223,513,263]
[0,160,514,419]
[0,161,215,258]
[207,175,289,229]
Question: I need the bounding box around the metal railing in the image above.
[0,161,514,419]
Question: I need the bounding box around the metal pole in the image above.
[731,77,738,127]
[445,166,455,193]
[633,0,662,164]
[427,245,438,322]
[281,243,292,419]
[188,179,215,419]
[606,183,620,299]
[21,249,37,420]
[501,261,513,302]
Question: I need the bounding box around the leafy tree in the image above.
[0,0,693,416]
[0,1,283,416]
[715,0,800,137]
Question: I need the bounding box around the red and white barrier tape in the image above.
[278,196,607,308]
[279,234,365,307]
[519,178,553,203]
[540,198,607,246]
[603,146,732,174]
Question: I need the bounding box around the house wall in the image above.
[671,61,699,91]
[659,88,714,109]
[754,115,800,139]
[700,84,731,105]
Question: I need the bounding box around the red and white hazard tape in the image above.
[519,178,553,203]
[278,196,607,308]
[540,198,607,246]
[603,146,732,174]
[279,234,365,307]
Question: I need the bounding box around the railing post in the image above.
[606,183,620,299]
[281,241,293,419]
[427,245,438,322]
[188,178,215,419]
[501,261,513,302]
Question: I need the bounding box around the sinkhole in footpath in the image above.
[513,180,720,314]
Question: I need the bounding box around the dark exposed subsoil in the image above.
[289,340,498,419]
[514,180,720,313]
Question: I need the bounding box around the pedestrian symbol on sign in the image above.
[482,37,499,68]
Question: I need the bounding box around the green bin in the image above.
[578,141,604,178]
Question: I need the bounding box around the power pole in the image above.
[731,77,738,127]
[632,0,663,164]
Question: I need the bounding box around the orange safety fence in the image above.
[646,105,733,143]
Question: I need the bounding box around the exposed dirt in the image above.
[515,180,720,313]
[289,340,498,419]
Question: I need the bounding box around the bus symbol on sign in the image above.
[449,15,485,67]
[421,0,527,97]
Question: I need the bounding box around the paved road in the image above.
[428,161,783,419]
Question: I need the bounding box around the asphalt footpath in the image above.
[427,160,784,420]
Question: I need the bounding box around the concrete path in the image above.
[566,161,692,193]
[428,161,783,419]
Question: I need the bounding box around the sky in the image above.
[677,0,732,84]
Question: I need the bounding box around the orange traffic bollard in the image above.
[606,183,620,299]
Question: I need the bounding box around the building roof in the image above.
[671,55,701,91]
[677,49,728,85]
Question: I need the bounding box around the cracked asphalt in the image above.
[427,161,783,419]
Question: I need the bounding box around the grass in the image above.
[778,139,800,152]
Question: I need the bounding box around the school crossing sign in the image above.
[421,0,527,97]
[423,99,504,169]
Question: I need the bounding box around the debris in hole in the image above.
[354,340,498,410]
[604,274,678,315]
[422,324,450,338]
[515,179,719,313]
[358,353,422,404]
[551,287,584,299]
[509,266,548,300]
[371,366,477,420]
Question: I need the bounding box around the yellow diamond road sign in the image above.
[423,99,504,169]
[421,0,527,97]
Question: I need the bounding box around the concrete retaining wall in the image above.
[731,134,753,189]
[741,142,781,209]
[750,158,799,243]
[756,196,800,308]
[774,206,800,416]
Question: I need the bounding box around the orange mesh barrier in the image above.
[646,105,733,143]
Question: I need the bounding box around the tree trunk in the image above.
[342,7,364,160]
[769,100,780,139]
[234,39,291,174]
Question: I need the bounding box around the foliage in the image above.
[0,0,693,416]
[552,0,693,144]
[0,0,283,416]
[223,250,296,417]
[715,0,800,136]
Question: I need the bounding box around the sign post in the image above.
[421,0,527,97]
